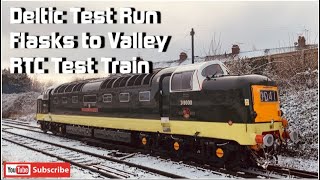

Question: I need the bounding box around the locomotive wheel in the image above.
[40,122,48,133]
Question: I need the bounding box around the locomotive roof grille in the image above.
[82,81,103,92]
[119,76,131,87]
[134,74,147,86]
[71,83,80,92]
[65,84,77,93]
[127,75,140,86]
[56,85,67,93]
[100,79,112,89]
[106,79,117,88]
[76,83,85,92]
[53,85,61,93]
[51,68,164,94]
[113,77,126,88]
[142,73,153,85]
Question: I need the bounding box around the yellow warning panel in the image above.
[251,85,281,123]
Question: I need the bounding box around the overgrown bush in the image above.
[2,92,40,119]
[2,68,32,93]
[225,50,318,91]
[2,68,55,93]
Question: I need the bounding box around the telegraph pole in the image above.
[190,28,195,64]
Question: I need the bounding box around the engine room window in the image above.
[201,64,224,77]
[103,94,112,103]
[139,91,150,102]
[171,71,194,91]
[72,96,78,103]
[83,95,97,103]
[119,93,130,102]
[62,97,68,104]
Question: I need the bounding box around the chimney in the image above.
[179,52,188,62]
[232,44,240,55]
[298,36,306,48]
[135,57,144,62]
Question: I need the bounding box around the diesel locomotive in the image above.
[36,60,298,167]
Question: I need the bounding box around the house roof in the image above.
[153,44,318,68]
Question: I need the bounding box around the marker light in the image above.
[255,135,263,144]
[282,118,288,128]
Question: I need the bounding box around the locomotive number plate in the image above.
[180,100,192,106]
[260,90,278,102]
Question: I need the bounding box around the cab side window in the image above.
[201,64,223,77]
[171,71,194,91]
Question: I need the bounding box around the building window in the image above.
[103,94,112,103]
[72,96,78,103]
[139,91,150,102]
[53,97,58,104]
[171,71,194,91]
[83,95,97,103]
[62,97,68,104]
[119,93,130,102]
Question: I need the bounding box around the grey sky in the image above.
[2,1,319,83]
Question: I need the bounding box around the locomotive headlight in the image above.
[263,134,274,147]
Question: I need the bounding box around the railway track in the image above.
[2,120,318,179]
[2,120,42,131]
[267,165,318,178]
[2,121,252,178]
[2,130,186,179]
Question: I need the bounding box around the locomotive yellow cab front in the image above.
[248,85,299,161]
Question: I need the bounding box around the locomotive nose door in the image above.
[160,75,171,132]
[251,85,281,123]
[42,89,52,113]
[160,76,171,117]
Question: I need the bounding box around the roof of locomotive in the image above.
[51,68,164,94]
[50,61,228,94]
[172,60,227,74]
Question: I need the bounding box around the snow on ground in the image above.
[1,141,103,179]
[280,88,318,160]
[125,154,227,178]
[2,125,121,158]
[1,125,228,178]
[276,155,318,173]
